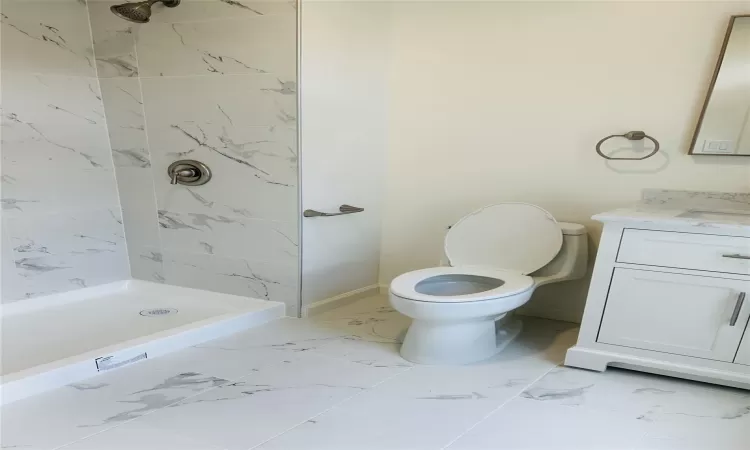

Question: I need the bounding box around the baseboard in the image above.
[515,310,581,325]
[304,285,381,317]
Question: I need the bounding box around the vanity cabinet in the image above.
[736,335,750,366]
[566,217,750,390]
[598,269,748,362]
[616,229,750,276]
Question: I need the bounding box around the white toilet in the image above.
[389,203,588,365]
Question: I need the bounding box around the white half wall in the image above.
[379,1,750,323]
[299,1,390,308]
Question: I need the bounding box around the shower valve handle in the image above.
[167,160,212,186]
[170,168,197,185]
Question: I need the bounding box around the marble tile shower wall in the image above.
[89,0,300,314]
[1,0,129,302]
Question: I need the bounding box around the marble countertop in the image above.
[594,189,750,232]
[594,205,750,232]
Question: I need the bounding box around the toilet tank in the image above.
[532,222,588,280]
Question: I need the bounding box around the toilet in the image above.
[389,203,588,365]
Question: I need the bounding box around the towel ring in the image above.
[595,131,660,160]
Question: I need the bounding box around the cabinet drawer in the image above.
[598,269,749,361]
[617,229,750,275]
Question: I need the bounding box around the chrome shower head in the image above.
[110,0,180,24]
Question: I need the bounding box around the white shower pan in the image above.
[0,280,285,405]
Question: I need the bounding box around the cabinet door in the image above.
[598,269,749,361]
[736,330,750,365]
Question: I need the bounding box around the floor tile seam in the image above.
[438,362,563,450]
[305,343,413,370]
[73,352,412,450]
[52,419,227,450]
[50,372,241,450]
[246,365,419,450]
[50,353,297,450]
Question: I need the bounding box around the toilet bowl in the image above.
[389,203,588,365]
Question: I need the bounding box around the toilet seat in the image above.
[445,203,562,275]
[390,266,533,303]
[390,204,561,305]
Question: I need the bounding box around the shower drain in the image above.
[139,308,178,317]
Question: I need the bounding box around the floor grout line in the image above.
[247,364,418,450]
[242,299,415,448]
[53,308,410,450]
[438,361,563,450]
[25,293,748,450]
[51,348,304,450]
[46,295,527,450]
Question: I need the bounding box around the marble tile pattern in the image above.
[587,189,750,233]
[3,295,749,450]
[1,0,128,302]
[89,0,300,312]
[87,1,141,78]
[641,189,750,212]
[594,202,750,231]
[0,0,96,77]
[98,78,150,168]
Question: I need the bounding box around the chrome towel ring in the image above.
[595,131,660,160]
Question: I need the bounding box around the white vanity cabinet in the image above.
[565,214,750,389]
[736,336,750,366]
[599,269,748,362]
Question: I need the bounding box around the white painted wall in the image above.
[378,2,750,323]
[299,2,389,309]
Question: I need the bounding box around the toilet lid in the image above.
[444,203,563,275]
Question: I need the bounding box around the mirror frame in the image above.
[689,14,750,156]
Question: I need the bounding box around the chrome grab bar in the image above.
[303,204,364,218]
[730,292,746,326]
[723,254,750,260]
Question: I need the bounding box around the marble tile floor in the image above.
[2,294,749,450]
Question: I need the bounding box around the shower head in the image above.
[110,0,180,24]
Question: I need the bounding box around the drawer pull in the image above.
[730,292,746,326]
[723,254,750,260]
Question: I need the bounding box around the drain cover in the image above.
[140,308,177,317]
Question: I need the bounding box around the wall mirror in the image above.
[690,15,750,156]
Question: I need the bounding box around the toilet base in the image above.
[400,316,523,365]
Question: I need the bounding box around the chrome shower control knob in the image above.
[167,160,211,186]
